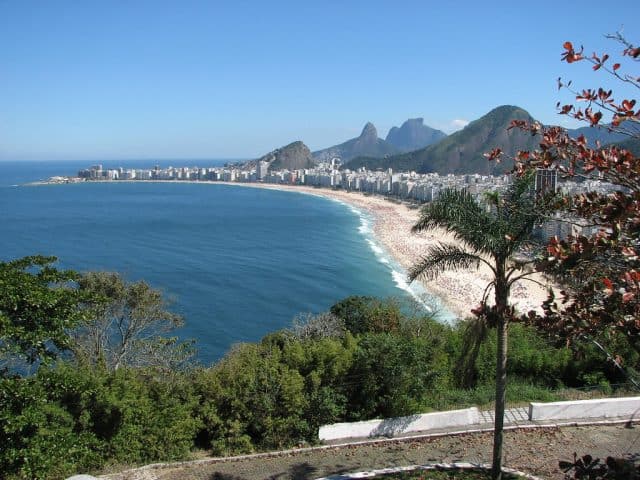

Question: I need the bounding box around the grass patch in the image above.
[423,380,563,411]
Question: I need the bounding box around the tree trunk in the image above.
[492,264,509,480]
[491,315,508,480]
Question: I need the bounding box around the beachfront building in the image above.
[72,162,611,247]
[257,161,269,181]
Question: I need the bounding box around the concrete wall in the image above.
[318,407,480,441]
[529,396,640,421]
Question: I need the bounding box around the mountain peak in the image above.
[360,122,378,139]
[254,140,314,171]
[312,121,398,162]
[345,104,540,175]
[403,118,424,126]
[385,118,446,153]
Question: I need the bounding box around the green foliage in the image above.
[84,368,199,463]
[1,280,633,479]
[279,334,355,430]
[194,342,308,454]
[73,271,193,371]
[0,256,84,367]
[429,381,562,411]
[563,330,639,388]
[0,363,200,479]
[330,296,402,335]
[0,374,102,479]
[472,324,572,387]
[193,332,358,454]
[344,332,448,419]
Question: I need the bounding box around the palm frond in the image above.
[408,243,484,282]
[412,188,501,255]
[413,175,547,260]
[494,173,545,248]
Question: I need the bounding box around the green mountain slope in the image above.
[344,105,539,175]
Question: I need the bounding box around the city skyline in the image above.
[2,1,638,161]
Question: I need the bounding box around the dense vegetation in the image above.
[1,258,636,479]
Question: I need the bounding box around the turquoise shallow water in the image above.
[0,160,444,363]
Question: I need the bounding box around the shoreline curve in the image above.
[34,179,554,320]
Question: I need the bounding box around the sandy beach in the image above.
[216,182,553,320]
[39,177,554,319]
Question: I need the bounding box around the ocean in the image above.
[0,160,440,364]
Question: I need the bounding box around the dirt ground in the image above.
[102,424,640,480]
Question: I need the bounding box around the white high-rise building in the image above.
[257,161,269,180]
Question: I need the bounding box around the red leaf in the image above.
[484,147,503,161]
[603,278,613,289]
[622,99,636,111]
[559,104,573,115]
[613,63,621,71]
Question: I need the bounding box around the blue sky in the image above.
[1,1,638,161]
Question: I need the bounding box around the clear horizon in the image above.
[2,1,638,161]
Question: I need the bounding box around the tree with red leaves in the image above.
[487,33,640,370]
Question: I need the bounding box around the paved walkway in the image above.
[98,406,639,480]
[480,407,529,426]
[101,423,639,480]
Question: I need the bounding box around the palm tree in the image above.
[409,173,543,480]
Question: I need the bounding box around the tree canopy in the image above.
[73,271,193,371]
[0,256,84,369]
[329,295,402,335]
[487,34,640,365]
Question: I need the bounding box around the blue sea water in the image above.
[0,160,446,364]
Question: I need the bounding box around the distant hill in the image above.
[615,136,640,155]
[343,105,540,175]
[312,122,399,163]
[566,121,640,152]
[250,141,315,171]
[385,118,447,152]
[566,124,630,146]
